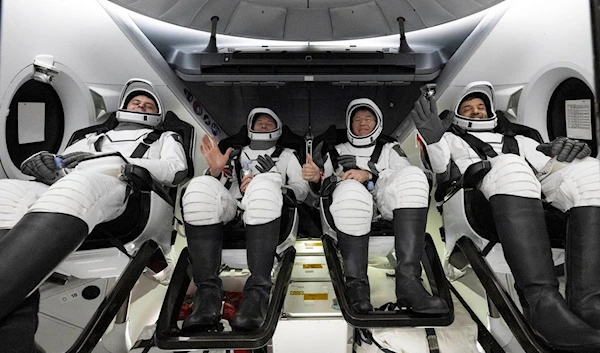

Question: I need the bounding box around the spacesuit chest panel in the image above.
[95,129,154,156]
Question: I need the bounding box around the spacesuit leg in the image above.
[331,180,373,313]
[0,179,49,230]
[483,156,600,350]
[544,158,600,328]
[231,175,283,331]
[0,171,129,320]
[377,166,448,313]
[180,176,237,331]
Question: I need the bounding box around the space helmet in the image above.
[116,78,163,127]
[247,107,282,141]
[453,81,497,131]
[346,98,383,147]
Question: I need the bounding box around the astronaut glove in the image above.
[255,154,277,173]
[311,141,328,168]
[337,155,358,171]
[59,151,95,168]
[20,151,64,185]
[409,96,454,144]
[536,137,592,162]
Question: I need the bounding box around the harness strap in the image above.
[130,130,164,158]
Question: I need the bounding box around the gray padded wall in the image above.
[110,0,503,41]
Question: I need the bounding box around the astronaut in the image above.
[181,108,308,332]
[411,81,600,351]
[0,78,187,353]
[302,98,449,314]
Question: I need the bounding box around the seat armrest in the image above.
[460,161,492,189]
[124,164,173,205]
[282,187,297,207]
[435,161,492,204]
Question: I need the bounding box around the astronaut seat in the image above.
[36,110,194,353]
[314,125,453,328]
[422,111,570,352]
[154,124,305,351]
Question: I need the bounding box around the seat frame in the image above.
[425,112,570,353]
[315,126,454,328]
[48,111,195,353]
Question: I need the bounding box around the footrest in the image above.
[322,234,454,328]
[155,247,295,350]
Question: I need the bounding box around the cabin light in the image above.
[32,55,60,85]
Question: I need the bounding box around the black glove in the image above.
[311,141,328,169]
[59,151,95,168]
[410,95,454,144]
[536,137,592,162]
[337,155,358,171]
[256,155,277,173]
[20,151,63,185]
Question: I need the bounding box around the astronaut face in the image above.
[126,95,158,114]
[253,114,277,132]
[351,109,377,136]
[458,97,488,119]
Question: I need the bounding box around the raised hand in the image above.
[409,95,454,144]
[200,134,232,177]
[256,155,277,173]
[302,154,321,183]
[536,137,592,162]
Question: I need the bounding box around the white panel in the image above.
[17,102,45,144]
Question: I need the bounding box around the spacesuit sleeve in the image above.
[517,135,552,172]
[384,142,413,171]
[62,133,98,154]
[283,150,310,202]
[424,132,453,174]
[127,132,188,186]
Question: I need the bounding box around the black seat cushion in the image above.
[218,125,307,164]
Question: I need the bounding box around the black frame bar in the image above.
[455,236,569,353]
[66,240,160,353]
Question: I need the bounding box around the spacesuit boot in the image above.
[490,195,600,352]
[0,290,41,353]
[230,218,280,331]
[337,231,373,313]
[566,206,600,329]
[393,208,449,314]
[0,212,88,319]
[182,223,224,332]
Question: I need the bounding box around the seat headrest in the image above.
[218,125,307,163]
[494,111,543,143]
[67,111,195,178]
[312,124,396,160]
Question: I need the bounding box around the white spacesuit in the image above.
[181,107,309,332]
[411,81,600,351]
[0,79,187,353]
[311,98,448,315]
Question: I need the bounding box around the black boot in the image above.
[0,213,88,319]
[0,290,40,353]
[182,223,224,332]
[490,195,600,351]
[230,218,280,331]
[394,208,449,314]
[337,232,373,313]
[566,206,600,329]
